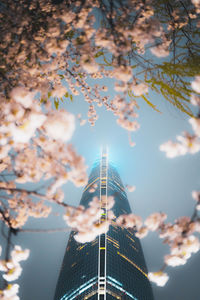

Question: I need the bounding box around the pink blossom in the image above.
[80,119,86,126]
[145,213,167,231]
[114,66,132,82]
[10,87,34,108]
[191,76,200,93]
[192,190,200,202]
[182,235,200,254]
[193,221,200,232]
[9,113,46,143]
[43,110,75,142]
[171,235,200,257]
[47,174,68,195]
[125,185,136,192]
[114,82,127,92]
[81,55,99,73]
[116,214,142,230]
[148,271,169,287]
[159,140,187,158]
[0,145,11,160]
[73,230,98,243]
[164,254,187,267]
[189,118,200,137]
[177,134,200,154]
[133,83,148,96]
[135,226,148,239]
[190,94,200,106]
[51,85,67,98]
[74,220,110,243]
[150,44,170,57]
[100,195,115,209]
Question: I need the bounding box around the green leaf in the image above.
[40,98,47,104]
[64,92,69,98]
[141,95,162,113]
[95,51,104,58]
[47,92,51,98]
[54,99,59,109]
[70,94,73,102]
[78,73,83,78]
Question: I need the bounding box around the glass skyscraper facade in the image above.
[54,151,154,300]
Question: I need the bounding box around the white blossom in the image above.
[135,226,148,239]
[114,66,132,82]
[189,118,200,137]
[164,254,187,267]
[133,83,148,96]
[116,214,142,230]
[11,246,30,263]
[9,113,46,143]
[159,140,187,158]
[145,213,167,231]
[2,264,22,282]
[125,185,136,192]
[192,190,200,202]
[10,87,34,108]
[148,271,169,287]
[190,94,200,106]
[2,284,19,298]
[43,110,75,141]
[191,76,200,93]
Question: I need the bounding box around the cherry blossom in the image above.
[159,140,187,158]
[125,185,136,193]
[43,110,75,142]
[148,271,169,287]
[150,40,171,58]
[189,118,200,137]
[144,213,167,231]
[164,254,187,267]
[63,196,115,243]
[191,76,200,93]
[190,94,200,106]
[132,83,148,96]
[135,226,148,239]
[116,214,142,230]
[0,0,199,294]
[11,246,30,264]
[10,87,35,108]
[0,284,19,300]
[2,264,22,282]
[192,190,200,202]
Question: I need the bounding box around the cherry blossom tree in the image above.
[0,0,200,297]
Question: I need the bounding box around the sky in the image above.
[2,83,200,300]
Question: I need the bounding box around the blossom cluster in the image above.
[115,207,200,287]
[0,87,87,229]
[63,196,115,243]
[160,75,200,158]
[0,0,199,138]
[0,245,29,300]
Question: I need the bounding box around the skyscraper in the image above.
[54,150,154,300]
